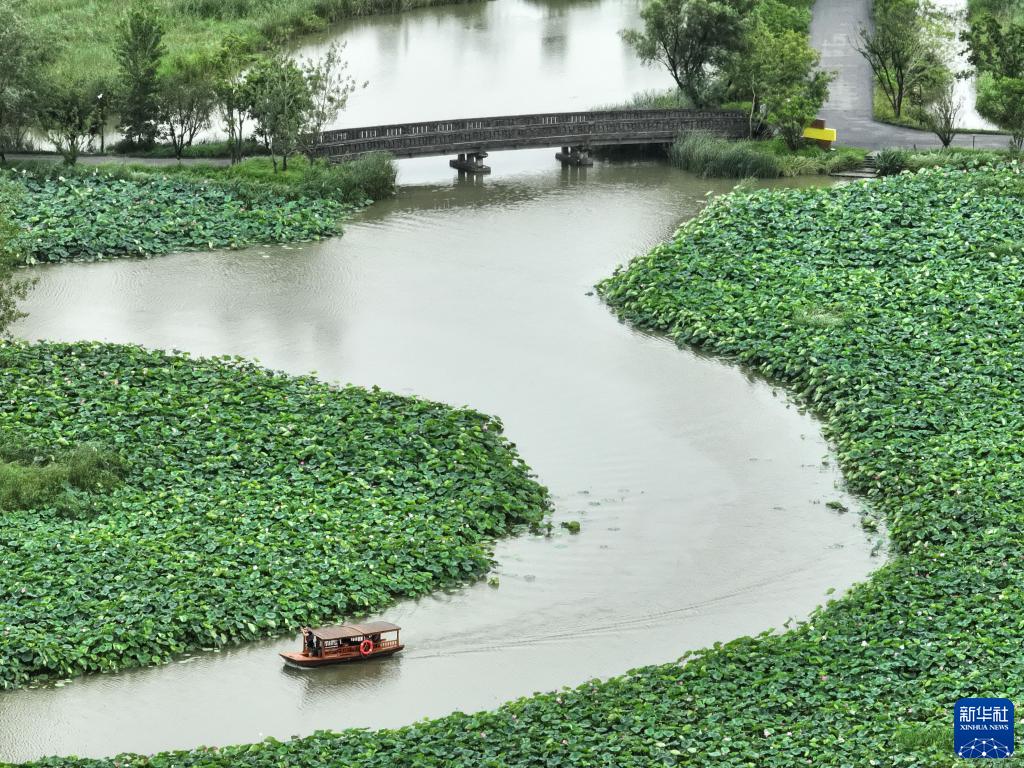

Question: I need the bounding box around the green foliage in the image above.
[671,132,784,177]
[0,181,33,335]
[621,0,754,107]
[669,132,864,178]
[875,147,910,175]
[961,5,1024,147]
[597,88,692,110]
[728,1,830,142]
[0,441,126,518]
[25,164,1024,768]
[0,0,51,161]
[298,41,364,159]
[243,52,313,171]
[915,80,962,147]
[859,0,952,119]
[0,341,549,687]
[120,153,397,205]
[3,166,351,263]
[18,0,470,84]
[113,137,270,158]
[977,73,1024,150]
[875,146,1022,174]
[114,3,167,148]
[295,153,396,203]
[37,73,105,165]
[157,53,219,160]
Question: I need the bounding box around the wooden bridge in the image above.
[312,109,749,173]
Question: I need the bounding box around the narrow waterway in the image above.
[2,0,878,761]
[2,158,877,762]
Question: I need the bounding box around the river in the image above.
[0,1,877,762]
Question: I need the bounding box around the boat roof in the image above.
[309,622,400,640]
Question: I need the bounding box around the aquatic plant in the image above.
[0,341,548,688]
[669,132,864,178]
[23,164,1024,766]
[3,168,351,263]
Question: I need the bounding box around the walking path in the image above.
[5,153,231,167]
[810,0,1009,150]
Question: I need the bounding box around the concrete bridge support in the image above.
[449,151,491,174]
[555,146,593,167]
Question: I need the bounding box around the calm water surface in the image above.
[1,0,877,760]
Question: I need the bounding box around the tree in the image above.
[856,0,949,118]
[977,75,1024,149]
[213,36,253,165]
[768,73,833,150]
[158,55,217,161]
[0,183,32,336]
[621,0,754,108]
[917,80,962,147]
[963,14,1024,149]
[732,19,832,141]
[243,53,313,172]
[0,1,49,163]
[298,42,364,162]
[114,3,166,148]
[38,74,100,164]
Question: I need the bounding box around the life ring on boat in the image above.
[360,638,374,656]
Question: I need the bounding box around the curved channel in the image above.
[2,158,876,762]
[1,0,877,761]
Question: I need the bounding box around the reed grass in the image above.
[669,132,866,178]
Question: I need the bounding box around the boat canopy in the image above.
[310,622,400,640]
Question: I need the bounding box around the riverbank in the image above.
[1,155,396,263]
[0,340,549,689]
[19,161,1023,765]
[22,0,474,81]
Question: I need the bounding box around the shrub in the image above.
[0,440,125,517]
[874,147,909,175]
[296,153,397,204]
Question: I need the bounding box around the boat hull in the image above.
[280,645,404,668]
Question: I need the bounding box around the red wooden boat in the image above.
[280,622,404,667]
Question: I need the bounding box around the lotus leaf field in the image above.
[1,170,349,264]
[0,341,549,689]
[19,164,1024,767]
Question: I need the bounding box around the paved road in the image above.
[810,0,1009,150]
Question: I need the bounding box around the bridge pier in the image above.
[449,152,491,174]
[555,146,593,167]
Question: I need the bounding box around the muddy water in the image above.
[1,159,877,761]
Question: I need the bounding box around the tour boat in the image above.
[280,622,403,667]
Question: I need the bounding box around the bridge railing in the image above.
[312,109,749,160]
